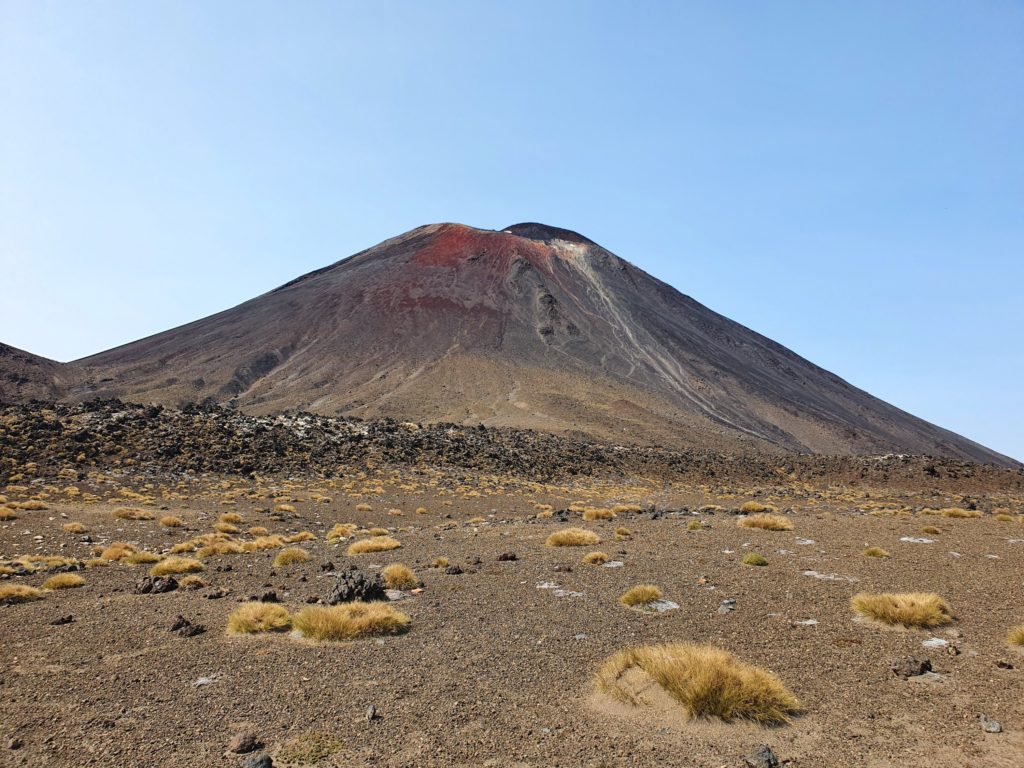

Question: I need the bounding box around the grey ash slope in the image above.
[36,222,1014,465]
[0,343,73,402]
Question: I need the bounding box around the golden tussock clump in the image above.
[219,512,243,524]
[921,525,941,535]
[739,501,772,514]
[615,526,632,540]
[43,573,85,590]
[273,547,311,567]
[741,553,768,567]
[347,537,401,555]
[611,504,642,515]
[285,531,315,543]
[169,541,198,554]
[13,499,48,511]
[619,584,663,607]
[84,557,109,568]
[851,592,953,628]
[687,520,704,531]
[227,602,291,634]
[355,503,372,512]
[112,507,154,521]
[62,522,88,533]
[0,509,18,521]
[159,516,184,528]
[546,528,600,547]
[467,516,486,524]
[99,542,137,561]
[941,507,981,519]
[243,535,286,552]
[366,527,390,537]
[863,547,890,558]
[415,507,428,515]
[326,523,358,541]
[995,514,1014,523]
[535,510,554,519]
[1007,625,1024,647]
[124,550,162,565]
[583,508,615,521]
[0,584,44,603]
[248,526,269,536]
[197,541,245,558]
[737,514,793,531]
[179,574,208,590]
[291,602,411,641]
[213,522,239,534]
[595,643,801,724]
[430,557,449,569]
[274,504,296,513]
[382,563,419,590]
[150,556,204,576]
[583,551,610,565]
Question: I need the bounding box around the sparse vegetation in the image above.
[737,513,792,531]
[583,508,615,521]
[863,547,890,558]
[326,523,358,541]
[150,556,204,576]
[430,557,449,569]
[687,520,704,531]
[618,584,663,607]
[62,522,88,533]
[582,551,610,565]
[159,515,184,527]
[179,574,207,589]
[545,528,600,547]
[921,525,941,535]
[741,553,768,566]
[595,643,800,724]
[740,501,772,514]
[0,584,44,603]
[227,602,291,634]
[273,547,311,567]
[291,602,411,641]
[219,512,243,524]
[382,563,419,589]
[941,507,981,519]
[1008,625,1024,647]
[43,573,85,590]
[347,536,402,555]
[113,507,154,521]
[851,592,953,628]
[123,550,161,565]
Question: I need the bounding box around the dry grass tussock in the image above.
[619,584,663,607]
[739,501,773,514]
[382,563,419,590]
[179,574,207,589]
[863,547,890,558]
[123,550,161,565]
[595,643,800,724]
[1008,626,1024,647]
[366,527,390,537]
[921,525,941,535]
[941,507,981,519]
[347,537,401,555]
[244,535,286,552]
[273,547,311,567]
[219,512,243,524]
[285,531,315,543]
[159,516,184,527]
[0,509,17,520]
[213,522,239,534]
[615,526,631,539]
[546,528,600,547]
[0,584,44,603]
[99,542,137,561]
[113,507,154,520]
[582,551,610,565]
[62,522,88,533]
[43,573,85,590]
[292,602,411,641]
[327,523,358,541]
[227,602,291,634]
[851,592,953,628]
[582,508,615,521]
[150,556,204,576]
[737,514,792,531]
[741,553,768,567]
[11,500,47,510]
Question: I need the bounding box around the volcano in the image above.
[9,222,1012,464]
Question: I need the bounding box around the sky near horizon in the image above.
[1,1,1022,460]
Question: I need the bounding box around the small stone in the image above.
[170,615,206,637]
[243,755,273,768]
[444,565,464,575]
[996,660,1014,670]
[744,744,780,768]
[891,657,932,679]
[979,714,1002,733]
[366,704,378,721]
[8,738,23,750]
[50,615,74,626]
[552,564,571,573]
[327,570,386,604]
[320,561,335,572]
[497,552,517,561]
[228,731,261,754]
[717,599,736,615]
[135,576,178,594]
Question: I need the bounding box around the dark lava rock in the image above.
[204,587,229,599]
[135,576,178,594]
[250,590,278,603]
[891,657,932,679]
[444,565,464,575]
[320,561,335,571]
[50,615,74,625]
[497,552,517,561]
[553,564,572,573]
[243,755,273,768]
[744,745,780,768]
[327,570,386,604]
[227,731,261,754]
[170,615,206,637]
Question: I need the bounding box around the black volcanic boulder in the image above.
[326,570,386,604]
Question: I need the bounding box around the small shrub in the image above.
[742,553,768,567]
[113,507,154,521]
[415,507,428,515]
[213,522,239,534]
[179,574,207,590]
[274,504,296,513]
[1008,625,1024,647]
[228,602,291,634]
[196,541,245,557]
[611,504,642,514]
[274,547,311,567]
[737,514,792,531]
[0,509,17,521]
[995,514,1013,523]
[159,516,184,528]
[739,501,771,514]
[615,526,632,539]
[355,503,372,512]
[292,602,411,641]
[169,541,198,554]
[43,573,85,590]
[366,527,390,537]
[14,500,47,511]
[863,547,889,558]
[687,520,704,531]
[430,557,449,569]
[941,507,981,519]
[582,551,610,565]
[219,512,243,524]
[546,528,600,547]
[851,592,953,628]
[123,551,161,565]
[347,537,401,555]
[921,525,941,535]
[62,522,88,533]
[382,563,419,590]
[0,584,44,603]
[285,531,316,543]
[248,526,269,536]
[99,542,137,561]
[583,508,615,521]
[243,535,286,552]
[595,643,800,724]
[619,584,663,607]
[150,556,203,576]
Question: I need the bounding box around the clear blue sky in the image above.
[1,1,1021,461]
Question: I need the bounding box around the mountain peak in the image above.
[502,222,594,245]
